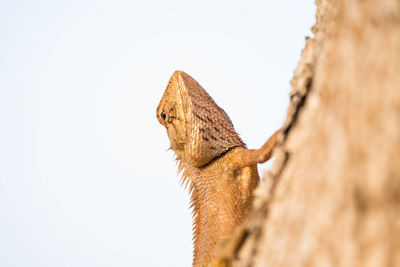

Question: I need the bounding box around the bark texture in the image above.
[230,0,400,266]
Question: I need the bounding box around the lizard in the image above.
[156,70,280,267]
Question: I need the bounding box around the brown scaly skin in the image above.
[156,71,280,266]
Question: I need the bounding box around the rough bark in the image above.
[229,0,400,266]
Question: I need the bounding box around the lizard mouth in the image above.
[169,141,185,153]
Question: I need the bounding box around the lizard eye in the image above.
[160,111,167,120]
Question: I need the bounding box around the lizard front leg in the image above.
[236,129,281,167]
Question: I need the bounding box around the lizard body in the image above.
[156,71,279,266]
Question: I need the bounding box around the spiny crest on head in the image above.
[170,70,245,168]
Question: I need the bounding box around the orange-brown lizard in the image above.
[156,71,280,266]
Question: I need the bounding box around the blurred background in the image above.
[0,1,316,266]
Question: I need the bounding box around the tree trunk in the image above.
[227,0,400,266]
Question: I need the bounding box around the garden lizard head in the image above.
[156,70,245,168]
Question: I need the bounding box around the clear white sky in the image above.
[0,1,316,266]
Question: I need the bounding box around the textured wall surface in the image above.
[223,0,400,266]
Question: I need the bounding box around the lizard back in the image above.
[189,147,259,266]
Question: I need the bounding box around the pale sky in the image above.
[0,1,316,266]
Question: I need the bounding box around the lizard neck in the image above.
[182,147,260,267]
